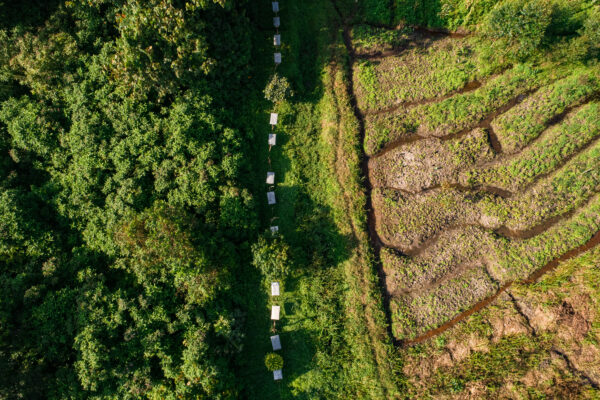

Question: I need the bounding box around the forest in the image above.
[0,0,259,398]
[1,0,599,399]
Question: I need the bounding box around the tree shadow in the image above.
[237,1,359,398]
[0,0,62,30]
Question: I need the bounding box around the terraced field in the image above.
[348,26,600,342]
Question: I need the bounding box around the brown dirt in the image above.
[368,128,494,192]
[404,230,600,345]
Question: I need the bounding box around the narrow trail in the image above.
[404,230,600,345]
[338,15,401,348]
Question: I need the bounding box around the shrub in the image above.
[264,352,284,371]
[580,9,600,59]
[251,235,290,280]
[264,73,294,103]
[484,0,552,59]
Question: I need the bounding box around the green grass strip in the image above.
[494,67,600,154]
[464,101,600,190]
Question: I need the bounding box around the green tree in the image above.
[263,73,294,103]
[251,235,290,280]
[264,353,284,371]
[484,0,552,59]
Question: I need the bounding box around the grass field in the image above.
[238,1,401,398]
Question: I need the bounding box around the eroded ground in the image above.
[403,246,600,398]
[348,25,600,347]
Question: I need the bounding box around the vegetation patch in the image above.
[353,35,490,112]
[384,191,600,340]
[402,246,600,398]
[364,64,564,155]
[464,101,600,191]
[374,140,600,251]
[351,24,412,56]
[492,68,600,154]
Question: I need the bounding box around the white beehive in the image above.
[271,305,280,320]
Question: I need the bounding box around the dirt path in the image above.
[337,11,399,347]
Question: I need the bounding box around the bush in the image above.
[265,352,284,371]
[264,73,294,103]
[484,0,552,59]
[581,10,600,59]
[251,235,290,280]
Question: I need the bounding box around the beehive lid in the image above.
[274,34,281,46]
[271,305,280,320]
[273,16,280,27]
[273,369,283,380]
[268,134,276,146]
[272,2,279,12]
[270,334,282,350]
[271,281,280,296]
[266,172,275,184]
[270,225,279,235]
[270,113,278,125]
[267,191,276,205]
[274,53,281,64]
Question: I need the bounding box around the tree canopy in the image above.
[0,0,257,398]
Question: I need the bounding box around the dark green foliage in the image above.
[0,0,257,398]
[580,9,600,59]
[360,0,392,25]
[484,0,552,59]
[394,0,447,27]
[251,235,290,281]
[264,352,284,371]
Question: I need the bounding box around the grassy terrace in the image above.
[463,101,600,191]
[402,246,600,398]
[369,128,494,192]
[374,137,600,250]
[349,1,600,357]
[369,99,600,196]
[385,190,600,340]
[343,0,600,397]
[493,68,600,153]
[353,35,491,112]
[363,64,569,155]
